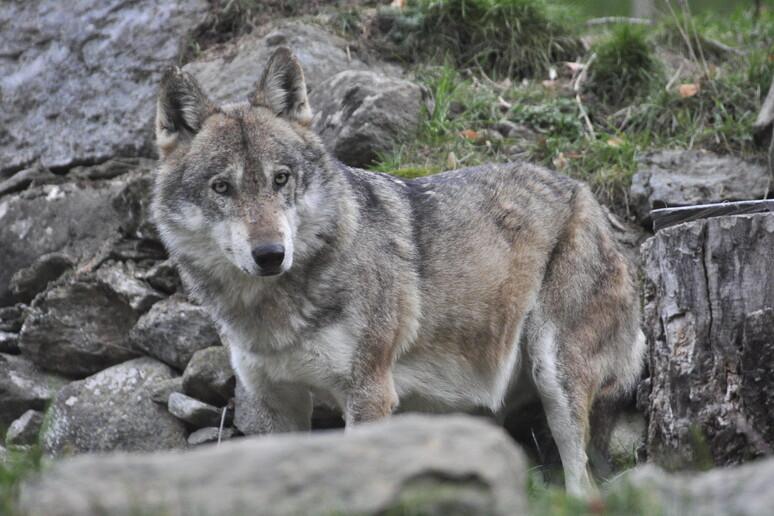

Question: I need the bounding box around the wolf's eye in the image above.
[211,180,230,195]
[274,172,290,187]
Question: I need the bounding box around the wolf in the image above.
[152,47,645,495]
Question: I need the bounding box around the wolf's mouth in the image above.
[257,267,284,277]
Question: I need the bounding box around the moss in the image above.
[588,25,662,107]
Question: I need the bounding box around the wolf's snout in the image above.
[252,244,285,275]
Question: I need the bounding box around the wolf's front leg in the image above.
[230,345,312,433]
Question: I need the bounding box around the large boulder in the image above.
[311,70,429,167]
[630,150,770,224]
[21,415,527,516]
[183,21,399,104]
[0,0,208,176]
[18,274,141,377]
[641,213,774,468]
[130,296,221,371]
[0,166,153,306]
[0,353,67,428]
[42,358,187,456]
[608,457,774,516]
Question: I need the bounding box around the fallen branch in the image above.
[585,16,653,27]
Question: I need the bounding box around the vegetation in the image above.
[588,26,661,107]
[1,445,42,516]
[368,3,773,214]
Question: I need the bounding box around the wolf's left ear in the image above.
[156,67,215,158]
[251,47,312,126]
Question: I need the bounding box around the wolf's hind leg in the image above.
[530,323,596,497]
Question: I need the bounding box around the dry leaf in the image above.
[390,0,405,8]
[446,152,458,169]
[542,79,558,89]
[607,136,624,148]
[678,83,700,98]
[564,61,585,74]
[553,152,568,170]
[460,129,479,141]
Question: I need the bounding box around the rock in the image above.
[20,414,527,516]
[9,253,73,303]
[0,0,208,175]
[641,213,774,468]
[607,411,646,468]
[130,296,221,371]
[608,457,774,516]
[0,331,19,354]
[187,427,235,446]
[94,261,163,313]
[311,70,428,167]
[0,353,67,428]
[0,444,6,465]
[0,169,152,306]
[6,409,44,446]
[184,21,398,105]
[138,259,181,295]
[182,347,235,406]
[42,358,187,456]
[19,275,141,377]
[0,305,25,332]
[168,392,228,428]
[149,377,184,405]
[630,150,770,224]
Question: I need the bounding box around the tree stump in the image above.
[641,213,774,469]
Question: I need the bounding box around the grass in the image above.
[1,445,42,516]
[527,471,663,516]
[372,0,584,79]
[369,3,773,215]
[588,25,662,107]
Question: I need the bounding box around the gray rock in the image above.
[42,358,187,456]
[149,376,184,405]
[19,275,141,377]
[168,392,228,428]
[19,415,527,516]
[6,409,44,446]
[130,296,221,371]
[0,168,152,306]
[138,260,181,295]
[0,0,208,175]
[94,261,163,313]
[630,150,770,224]
[0,330,19,354]
[0,353,67,428]
[184,21,398,105]
[0,305,25,332]
[187,427,234,446]
[607,411,646,468]
[311,70,428,167]
[182,347,235,406]
[9,252,73,303]
[608,457,774,516]
[641,213,774,468]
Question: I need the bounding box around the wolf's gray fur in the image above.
[152,48,645,495]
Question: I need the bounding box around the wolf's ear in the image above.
[251,47,312,126]
[156,67,215,158]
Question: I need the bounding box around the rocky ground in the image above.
[1,0,773,514]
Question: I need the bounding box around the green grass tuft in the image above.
[588,25,662,107]
[1,445,42,516]
[374,0,584,79]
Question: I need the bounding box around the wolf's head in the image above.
[152,48,334,279]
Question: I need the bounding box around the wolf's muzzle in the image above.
[252,244,285,276]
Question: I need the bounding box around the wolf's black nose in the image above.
[252,244,285,273]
